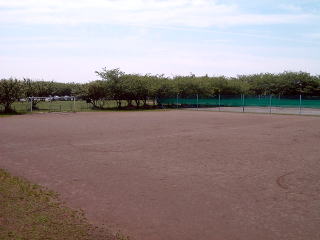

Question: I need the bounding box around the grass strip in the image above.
[0,169,129,240]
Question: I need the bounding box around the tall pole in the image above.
[218,94,221,111]
[242,94,245,113]
[73,96,76,112]
[176,93,179,109]
[269,95,272,114]
[299,94,302,114]
[30,97,33,112]
[196,94,199,111]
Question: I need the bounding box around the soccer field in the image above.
[1,111,320,240]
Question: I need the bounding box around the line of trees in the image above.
[1,69,320,112]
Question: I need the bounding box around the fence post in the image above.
[299,95,302,114]
[196,94,199,110]
[176,94,179,109]
[73,97,76,112]
[242,94,245,113]
[218,94,221,111]
[30,97,33,112]
[269,95,272,114]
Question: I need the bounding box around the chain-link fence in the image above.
[158,95,320,115]
[0,101,95,114]
[3,96,320,115]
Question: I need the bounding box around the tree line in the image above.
[1,68,320,112]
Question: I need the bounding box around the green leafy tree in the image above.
[0,78,23,113]
[95,68,125,108]
[84,81,110,108]
[23,79,55,108]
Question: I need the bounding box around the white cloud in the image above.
[278,3,303,12]
[0,0,317,27]
[305,33,320,40]
[1,0,319,82]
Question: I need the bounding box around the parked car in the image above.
[63,96,73,101]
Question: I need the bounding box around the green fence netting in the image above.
[158,95,320,108]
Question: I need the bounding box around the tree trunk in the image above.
[134,100,140,108]
[92,100,99,109]
[142,99,147,107]
[127,100,133,107]
[32,100,40,110]
[4,103,13,113]
[99,100,104,109]
[117,100,122,108]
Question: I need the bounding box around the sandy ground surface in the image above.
[1,111,320,240]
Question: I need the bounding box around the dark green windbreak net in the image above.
[158,96,320,108]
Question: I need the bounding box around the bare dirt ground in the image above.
[1,111,320,240]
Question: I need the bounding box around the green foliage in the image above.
[1,70,320,111]
[23,79,54,97]
[0,78,23,113]
[84,81,111,108]
[241,72,320,96]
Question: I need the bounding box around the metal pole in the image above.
[242,94,245,113]
[279,94,281,108]
[218,94,221,111]
[73,96,76,112]
[176,94,179,109]
[269,95,272,114]
[30,97,33,112]
[299,94,302,114]
[196,94,199,111]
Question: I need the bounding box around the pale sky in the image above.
[1,0,319,82]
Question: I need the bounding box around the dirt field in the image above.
[1,111,320,240]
